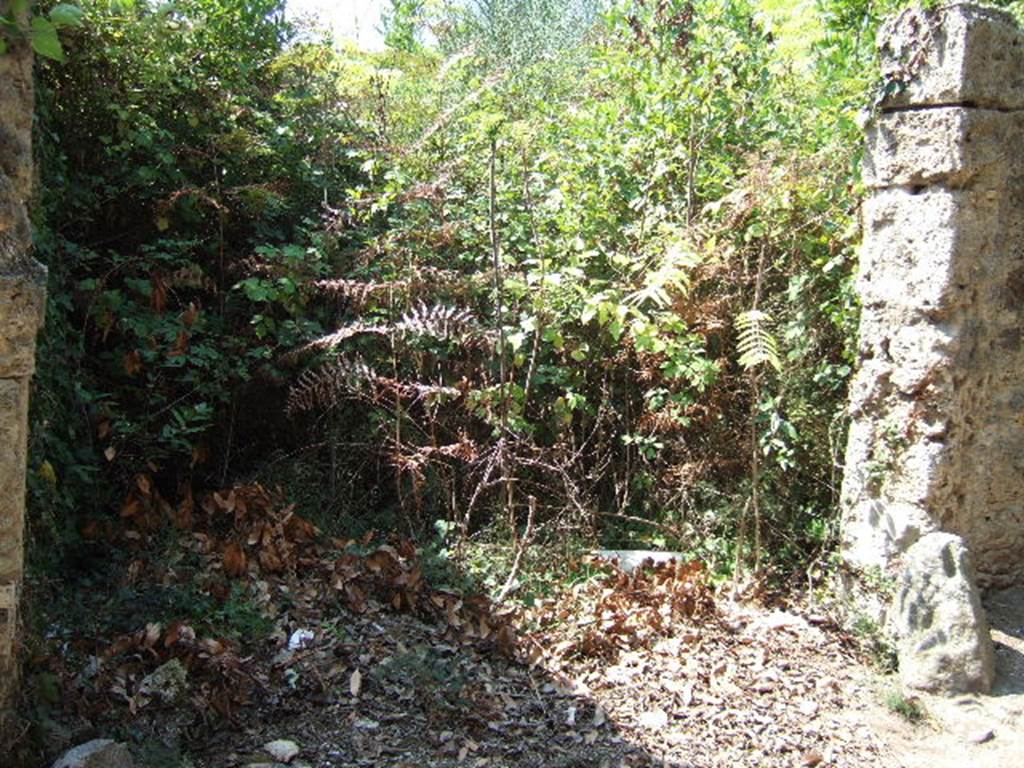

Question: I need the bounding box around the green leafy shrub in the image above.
[27,0,366,559]
[29,0,1002,593]
[281,0,863,577]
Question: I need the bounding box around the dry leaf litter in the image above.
[28,483,892,767]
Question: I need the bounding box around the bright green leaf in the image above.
[31,17,65,61]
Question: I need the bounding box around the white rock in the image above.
[52,740,133,768]
[287,629,315,651]
[968,728,995,745]
[748,610,809,634]
[595,550,686,573]
[263,740,300,763]
[637,708,669,729]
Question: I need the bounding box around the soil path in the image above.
[858,586,1024,768]
[194,599,893,768]
[29,541,1024,768]
[196,591,1024,768]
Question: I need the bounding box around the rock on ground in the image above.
[892,532,995,694]
[595,550,687,573]
[136,657,189,705]
[263,739,300,763]
[52,739,133,768]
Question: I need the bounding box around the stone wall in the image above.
[0,0,45,720]
[841,4,1024,588]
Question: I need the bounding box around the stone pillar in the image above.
[0,0,46,718]
[841,4,1024,588]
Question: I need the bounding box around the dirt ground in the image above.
[859,586,1024,768]
[190,598,890,768]
[190,590,1024,768]
[18,530,1024,768]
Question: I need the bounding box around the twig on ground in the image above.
[495,495,536,605]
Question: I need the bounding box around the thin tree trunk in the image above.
[751,246,767,575]
[489,137,514,529]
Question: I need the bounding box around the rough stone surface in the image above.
[0,273,47,377]
[0,0,47,721]
[0,377,32,583]
[841,3,1024,588]
[51,740,134,768]
[863,107,1022,190]
[879,4,1024,110]
[136,658,189,705]
[893,533,995,694]
[0,2,34,252]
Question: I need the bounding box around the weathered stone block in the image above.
[843,4,1024,588]
[879,4,1024,110]
[0,273,46,378]
[893,532,995,694]
[858,188,962,314]
[0,11,34,211]
[0,0,44,723]
[0,582,15,663]
[0,378,30,585]
[864,108,1023,190]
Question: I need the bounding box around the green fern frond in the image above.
[736,309,782,373]
[625,240,699,309]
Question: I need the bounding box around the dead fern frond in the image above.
[311,269,482,309]
[159,186,229,214]
[395,302,496,350]
[374,375,463,404]
[638,410,687,436]
[312,278,398,305]
[287,357,464,415]
[165,264,217,293]
[283,301,494,366]
[286,357,377,415]
[293,322,389,358]
[419,437,479,462]
[396,302,476,340]
[397,177,450,204]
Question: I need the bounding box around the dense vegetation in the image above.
[18,0,1022,599]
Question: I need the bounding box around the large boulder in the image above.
[892,532,995,694]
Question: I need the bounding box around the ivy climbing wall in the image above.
[842,3,1024,588]
[0,0,46,720]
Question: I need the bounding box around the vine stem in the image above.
[495,496,535,605]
